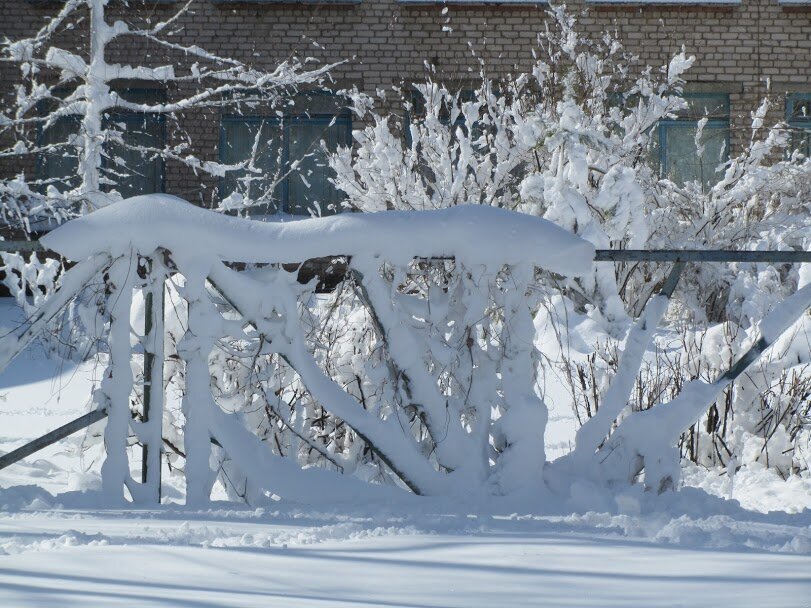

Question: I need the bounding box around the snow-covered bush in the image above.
[7,189,803,506]
[329,6,811,490]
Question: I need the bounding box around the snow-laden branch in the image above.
[592,281,811,492]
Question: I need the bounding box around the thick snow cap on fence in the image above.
[42,194,595,276]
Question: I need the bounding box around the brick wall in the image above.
[1,0,809,205]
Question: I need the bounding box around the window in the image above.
[37,115,82,193]
[407,87,488,150]
[787,93,811,157]
[219,94,351,216]
[657,93,730,190]
[103,88,166,198]
[37,87,166,198]
[409,87,479,129]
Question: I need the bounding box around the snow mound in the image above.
[41,194,595,276]
[0,485,56,511]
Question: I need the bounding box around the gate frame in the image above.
[0,241,809,496]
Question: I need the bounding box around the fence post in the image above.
[141,261,165,503]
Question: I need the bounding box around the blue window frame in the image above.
[219,95,351,216]
[37,87,166,198]
[787,93,811,157]
[657,93,730,190]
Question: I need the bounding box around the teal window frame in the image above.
[786,93,811,157]
[657,92,730,190]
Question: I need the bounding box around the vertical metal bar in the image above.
[140,262,165,502]
[660,261,686,299]
[142,289,153,485]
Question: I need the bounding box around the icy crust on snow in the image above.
[0,515,422,556]
[41,194,595,277]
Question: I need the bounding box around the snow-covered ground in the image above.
[1,300,810,607]
[1,504,810,608]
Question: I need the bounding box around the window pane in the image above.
[104,115,164,198]
[787,94,811,157]
[287,119,347,216]
[787,95,811,124]
[220,119,284,214]
[220,93,351,216]
[38,117,81,193]
[662,122,728,189]
[657,93,730,190]
[37,87,167,199]
[789,131,811,157]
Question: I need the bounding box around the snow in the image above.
[1,297,811,605]
[41,194,595,277]
[0,301,102,497]
[0,502,810,607]
[682,463,811,515]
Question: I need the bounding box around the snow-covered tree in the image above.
[0,0,335,233]
[331,7,693,333]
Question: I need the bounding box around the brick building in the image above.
[1,0,809,216]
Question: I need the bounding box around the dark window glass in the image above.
[220,94,351,216]
[37,87,165,198]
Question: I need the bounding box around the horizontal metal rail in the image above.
[594,250,811,263]
[0,240,45,253]
[1,239,809,264]
[0,409,108,471]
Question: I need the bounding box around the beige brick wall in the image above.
[1,0,809,204]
